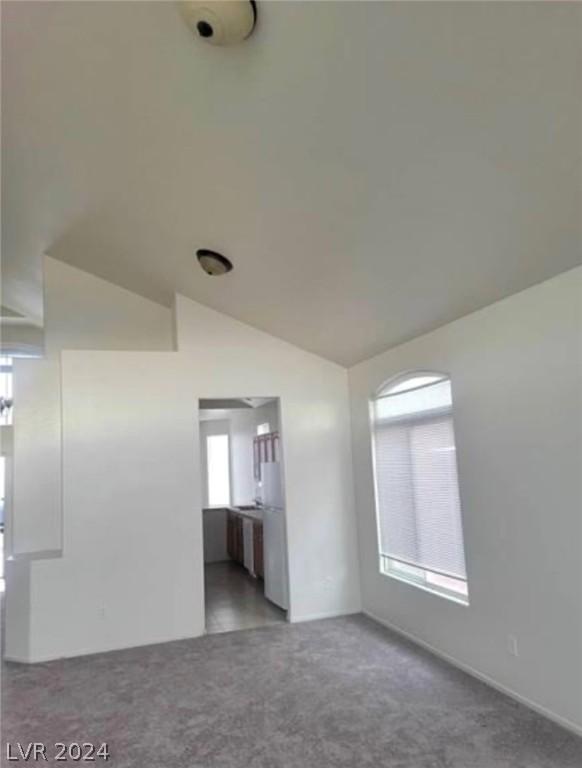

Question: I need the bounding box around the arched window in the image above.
[370,372,468,602]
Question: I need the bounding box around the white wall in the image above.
[7,269,360,660]
[176,295,361,625]
[349,267,582,732]
[10,359,62,557]
[5,261,177,660]
[44,257,173,355]
[6,260,174,563]
[4,559,31,661]
[24,352,202,662]
[1,323,44,357]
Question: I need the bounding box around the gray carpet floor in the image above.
[2,614,581,767]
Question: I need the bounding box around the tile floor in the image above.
[204,560,287,634]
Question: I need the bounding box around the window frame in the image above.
[370,371,469,605]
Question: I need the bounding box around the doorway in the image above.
[199,397,289,634]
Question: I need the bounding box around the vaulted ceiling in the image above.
[2,1,581,365]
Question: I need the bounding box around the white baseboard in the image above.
[289,608,359,624]
[3,653,32,664]
[364,609,582,739]
[6,628,207,665]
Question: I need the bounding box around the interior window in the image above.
[206,434,231,507]
[371,373,469,603]
[0,357,13,426]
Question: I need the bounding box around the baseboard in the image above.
[364,609,582,739]
[8,549,63,562]
[7,628,207,665]
[3,653,32,664]
[289,608,359,624]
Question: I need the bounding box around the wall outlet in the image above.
[507,634,519,657]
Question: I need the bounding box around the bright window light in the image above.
[257,422,270,436]
[371,373,469,603]
[207,434,230,506]
[0,357,13,426]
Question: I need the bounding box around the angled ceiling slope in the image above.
[2,1,581,365]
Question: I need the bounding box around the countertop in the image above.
[227,506,263,522]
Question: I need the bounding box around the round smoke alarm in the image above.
[179,1,257,47]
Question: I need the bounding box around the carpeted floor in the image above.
[2,614,581,767]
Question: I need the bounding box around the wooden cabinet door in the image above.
[227,511,235,561]
[253,521,264,579]
[235,516,244,564]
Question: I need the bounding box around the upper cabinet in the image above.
[253,431,280,481]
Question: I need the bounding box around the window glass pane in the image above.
[207,434,230,506]
[383,374,443,395]
[382,556,468,601]
[409,416,466,579]
[425,570,468,598]
[375,379,451,421]
[257,422,270,436]
[0,357,13,426]
[371,374,468,599]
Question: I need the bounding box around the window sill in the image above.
[381,568,469,607]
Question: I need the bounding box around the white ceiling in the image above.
[2,1,581,365]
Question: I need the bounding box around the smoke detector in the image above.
[196,249,233,276]
[179,1,257,46]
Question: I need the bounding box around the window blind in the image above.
[372,378,467,581]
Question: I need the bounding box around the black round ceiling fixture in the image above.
[196,249,233,276]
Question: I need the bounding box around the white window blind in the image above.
[372,377,467,583]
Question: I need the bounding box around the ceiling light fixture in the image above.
[196,249,233,276]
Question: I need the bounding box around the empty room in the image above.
[1,1,581,766]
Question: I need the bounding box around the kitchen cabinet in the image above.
[226,509,264,579]
[253,431,280,481]
[253,520,264,579]
[227,511,244,565]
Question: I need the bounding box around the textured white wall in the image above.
[349,267,582,732]
[10,359,61,557]
[27,353,202,661]
[175,295,361,626]
[7,261,174,562]
[7,265,360,660]
[5,261,177,660]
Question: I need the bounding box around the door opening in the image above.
[199,397,289,634]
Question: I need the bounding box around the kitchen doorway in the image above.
[199,397,289,634]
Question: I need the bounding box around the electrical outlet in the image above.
[507,634,519,657]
